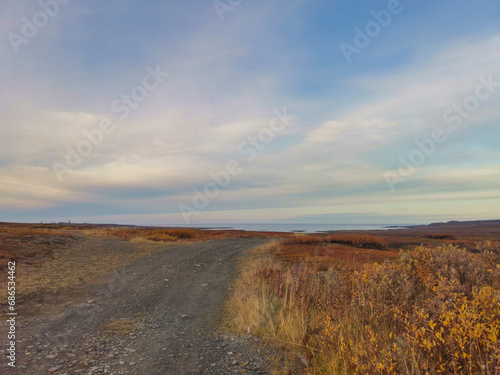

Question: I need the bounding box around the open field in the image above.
[1,220,500,373]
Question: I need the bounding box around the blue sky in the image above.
[0,0,499,225]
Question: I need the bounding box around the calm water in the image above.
[160,223,410,233]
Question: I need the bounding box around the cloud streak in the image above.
[1,1,499,224]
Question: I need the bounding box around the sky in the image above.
[0,0,499,226]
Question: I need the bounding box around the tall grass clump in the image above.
[105,228,197,242]
[227,242,500,374]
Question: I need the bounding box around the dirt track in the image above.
[6,237,273,374]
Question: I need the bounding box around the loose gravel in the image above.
[3,238,276,374]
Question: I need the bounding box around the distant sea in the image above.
[161,223,411,233]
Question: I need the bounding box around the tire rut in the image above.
[7,237,275,374]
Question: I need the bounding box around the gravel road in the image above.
[5,237,275,374]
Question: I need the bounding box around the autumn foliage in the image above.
[104,228,196,241]
[284,233,387,250]
[228,241,500,374]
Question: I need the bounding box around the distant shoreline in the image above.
[2,219,499,234]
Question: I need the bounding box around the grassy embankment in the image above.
[227,233,500,374]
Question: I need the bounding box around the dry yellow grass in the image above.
[97,227,197,241]
[105,315,143,336]
[227,240,500,374]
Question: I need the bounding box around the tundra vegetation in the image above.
[227,234,500,374]
[1,222,499,373]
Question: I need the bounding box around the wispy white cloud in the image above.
[1,1,499,223]
[0,165,92,209]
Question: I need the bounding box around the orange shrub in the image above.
[283,235,323,245]
[326,234,387,249]
[423,233,455,240]
[105,227,197,241]
[164,228,196,239]
[284,234,387,249]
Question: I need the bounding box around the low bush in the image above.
[105,227,197,242]
[284,235,323,245]
[164,228,196,239]
[326,234,387,249]
[284,234,386,250]
[423,233,455,240]
[31,224,62,229]
[227,242,500,374]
